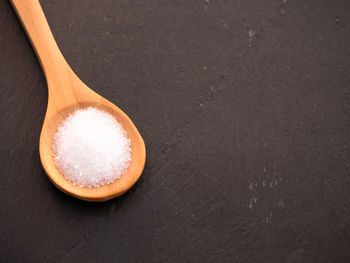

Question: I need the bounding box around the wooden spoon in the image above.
[10,0,146,202]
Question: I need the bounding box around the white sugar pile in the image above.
[53,107,131,188]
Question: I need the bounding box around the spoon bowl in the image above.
[11,0,146,201]
[40,96,146,202]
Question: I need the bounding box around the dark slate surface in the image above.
[1,0,350,262]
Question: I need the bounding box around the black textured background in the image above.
[1,0,350,262]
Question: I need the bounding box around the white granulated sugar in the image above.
[53,107,131,188]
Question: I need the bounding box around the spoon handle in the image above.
[10,0,67,81]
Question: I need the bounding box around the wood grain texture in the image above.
[1,0,350,262]
[10,0,146,201]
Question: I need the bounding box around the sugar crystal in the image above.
[53,107,131,188]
